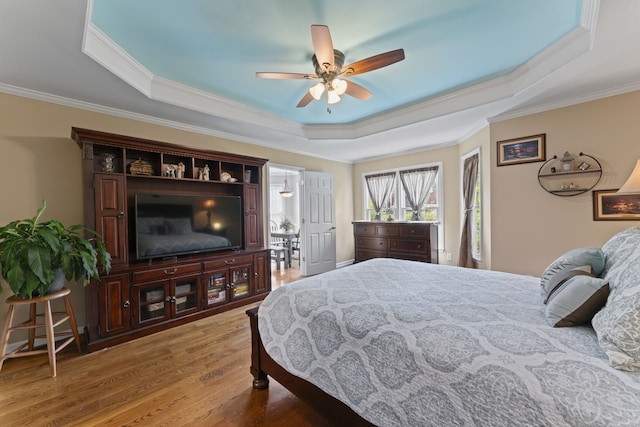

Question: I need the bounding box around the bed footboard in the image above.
[246,307,375,426]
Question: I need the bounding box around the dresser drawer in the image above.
[353,223,377,236]
[398,224,428,237]
[132,263,201,283]
[355,237,387,251]
[203,254,253,271]
[374,224,399,236]
[388,252,430,262]
[356,249,387,262]
[389,238,428,254]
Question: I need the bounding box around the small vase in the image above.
[47,268,66,293]
[30,269,65,297]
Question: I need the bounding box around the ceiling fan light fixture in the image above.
[309,82,325,100]
[331,78,347,95]
[327,88,341,105]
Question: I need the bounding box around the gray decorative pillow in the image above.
[165,217,192,235]
[545,267,609,327]
[592,227,640,371]
[540,247,605,295]
[137,217,164,234]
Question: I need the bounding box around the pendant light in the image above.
[279,171,294,198]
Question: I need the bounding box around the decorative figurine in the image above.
[101,153,115,172]
[165,164,176,177]
[202,164,210,181]
[561,151,574,171]
[176,162,185,178]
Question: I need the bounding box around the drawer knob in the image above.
[417,244,422,249]
[164,268,178,275]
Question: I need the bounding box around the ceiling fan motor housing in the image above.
[313,49,345,77]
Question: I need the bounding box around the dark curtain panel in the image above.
[458,153,479,268]
[365,172,396,220]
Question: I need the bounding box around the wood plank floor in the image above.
[0,266,333,426]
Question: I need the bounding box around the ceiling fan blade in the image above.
[344,81,373,101]
[256,72,317,80]
[311,25,335,71]
[296,91,315,108]
[341,48,405,76]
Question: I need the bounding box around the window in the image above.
[363,163,443,245]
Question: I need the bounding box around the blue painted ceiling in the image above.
[90,0,581,125]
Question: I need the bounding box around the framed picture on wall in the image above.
[593,189,640,220]
[496,134,546,166]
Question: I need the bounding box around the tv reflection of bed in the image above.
[135,202,233,259]
[249,228,640,426]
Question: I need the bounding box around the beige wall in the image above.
[0,92,354,331]
[490,90,640,276]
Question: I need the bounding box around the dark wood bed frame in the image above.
[247,307,375,426]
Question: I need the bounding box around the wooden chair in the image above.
[269,219,289,269]
[0,287,82,377]
[270,246,288,271]
[291,229,301,265]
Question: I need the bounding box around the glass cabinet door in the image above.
[171,275,199,316]
[135,282,168,325]
[204,270,229,307]
[230,266,251,299]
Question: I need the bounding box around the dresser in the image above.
[353,221,438,263]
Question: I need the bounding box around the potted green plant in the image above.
[0,201,111,298]
[279,217,295,232]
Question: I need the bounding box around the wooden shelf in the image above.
[537,152,602,197]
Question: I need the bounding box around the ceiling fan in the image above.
[256,25,405,110]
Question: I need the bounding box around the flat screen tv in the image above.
[134,193,243,260]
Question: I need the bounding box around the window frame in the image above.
[362,161,444,249]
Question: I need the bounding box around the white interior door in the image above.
[301,171,336,276]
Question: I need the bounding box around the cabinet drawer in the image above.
[353,223,377,236]
[355,237,387,251]
[375,224,398,236]
[203,254,253,271]
[132,263,201,283]
[389,238,428,254]
[398,224,428,237]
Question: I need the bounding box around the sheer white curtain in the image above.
[399,166,438,220]
[365,172,396,220]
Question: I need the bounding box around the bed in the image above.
[248,227,640,426]
[136,215,232,258]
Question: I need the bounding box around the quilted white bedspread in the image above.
[258,258,640,426]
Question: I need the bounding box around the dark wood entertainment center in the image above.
[72,128,270,352]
